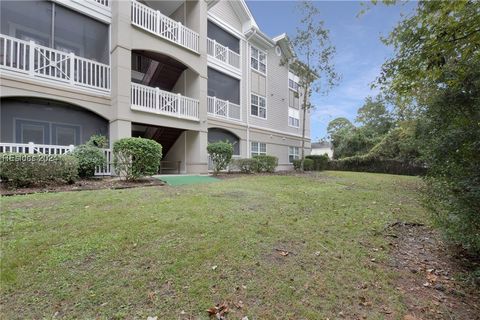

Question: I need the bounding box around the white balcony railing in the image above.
[131,0,199,53]
[131,82,200,121]
[0,142,112,176]
[207,38,240,69]
[207,96,241,121]
[0,34,110,93]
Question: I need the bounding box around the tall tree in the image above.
[355,96,394,136]
[285,1,339,171]
[376,0,480,252]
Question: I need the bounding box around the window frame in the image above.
[288,146,300,163]
[288,107,300,128]
[250,93,267,119]
[251,141,267,157]
[250,45,267,75]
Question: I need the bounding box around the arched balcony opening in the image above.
[130,50,200,121]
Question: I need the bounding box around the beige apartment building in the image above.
[0,0,311,174]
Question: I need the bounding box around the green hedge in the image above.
[252,155,278,173]
[305,154,329,171]
[72,145,105,178]
[0,153,78,188]
[231,155,278,173]
[113,137,162,181]
[293,158,314,171]
[328,154,426,176]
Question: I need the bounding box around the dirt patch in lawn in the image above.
[387,222,480,320]
[1,177,165,196]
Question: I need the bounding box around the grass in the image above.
[0,171,426,319]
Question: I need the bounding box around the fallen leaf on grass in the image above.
[233,300,244,309]
[207,302,229,319]
[279,251,289,256]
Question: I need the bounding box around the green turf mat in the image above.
[156,175,220,186]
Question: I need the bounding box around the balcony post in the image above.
[28,142,35,154]
[155,87,160,112]
[226,46,229,65]
[156,10,160,34]
[69,52,75,85]
[28,40,35,77]
[213,39,217,58]
[177,21,183,46]
[227,100,230,117]
[177,93,181,115]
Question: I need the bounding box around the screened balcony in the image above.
[207,21,240,70]
[207,67,241,121]
[0,0,110,93]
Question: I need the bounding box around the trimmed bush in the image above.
[328,154,426,176]
[306,154,329,171]
[207,141,233,175]
[72,145,105,178]
[232,158,259,173]
[86,134,109,148]
[113,137,162,181]
[293,158,314,171]
[253,155,278,173]
[0,153,78,188]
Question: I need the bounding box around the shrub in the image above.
[253,155,278,173]
[113,137,162,181]
[232,158,259,173]
[72,145,105,178]
[328,154,426,176]
[207,141,233,175]
[86,134,109,148]
[293,158,314,171]
[0,153,78,188]
[306,154,329,171]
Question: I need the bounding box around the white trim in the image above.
[207,58,242,79]
[53,0,111,24]
[207,15,246,40]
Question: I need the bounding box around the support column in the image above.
[109,119,131,148]
[185,130,208,174]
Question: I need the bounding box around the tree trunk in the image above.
[300,86,309,171]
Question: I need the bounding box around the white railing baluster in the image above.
[130,82,199,121]
[131,0,199,53]
[1,34,110,93]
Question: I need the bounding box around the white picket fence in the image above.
[131,0,199,53]
[131,82,200,121]
[0,142,112,176]
[207,38,240,69]
[0,34,110,93]
[207,96,241,121]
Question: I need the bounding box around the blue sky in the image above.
[246,0,414,141]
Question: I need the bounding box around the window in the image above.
[251,94,266,118]
[251,46,266,74]
[288,108,300,127]
[52,124,80,145]
[19,122,48,144]
[289,146,300,163]
[288,71,299,91]
[251,141,267,157]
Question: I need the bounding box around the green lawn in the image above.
[1,171,426,319]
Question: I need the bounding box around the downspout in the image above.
[245,29,257,158]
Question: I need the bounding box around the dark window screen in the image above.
[208,128,240,155]
[208,68,240,104]
[207,21,239,54]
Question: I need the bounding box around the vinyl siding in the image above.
[208,1,243,32]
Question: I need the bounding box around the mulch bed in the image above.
[1,177,165,196]
[386,222,480,320]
